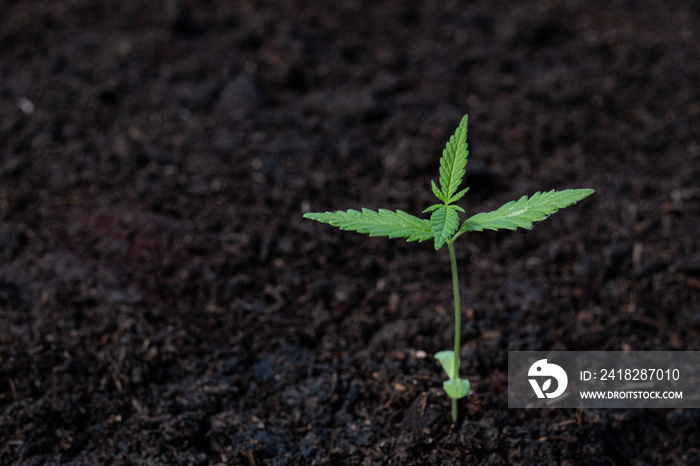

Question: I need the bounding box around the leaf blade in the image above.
[430,205,460,250]
[304,208,434,242]
[437,114,469,203]
[450,187,470,204]
[443,378,470,400]
[431,180,446,203]
[458,188,595,233]
[435,350,457,379]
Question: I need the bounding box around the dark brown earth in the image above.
[1,1,700,464]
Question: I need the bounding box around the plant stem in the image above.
[447,240,461,423]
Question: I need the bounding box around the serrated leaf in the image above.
[437,114,469,203]
[435,350,457,379]
[443,378,470,399]
[458,188,595,234]
[424,204,463,214]
[430,205,460,250]
[303,208,434,242]
[431,180,446,203]
[450,187,470,204]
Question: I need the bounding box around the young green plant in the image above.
[303,114,594,422]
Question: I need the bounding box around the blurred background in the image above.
[1,1,699,464]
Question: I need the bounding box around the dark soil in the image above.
[1,1,700,464]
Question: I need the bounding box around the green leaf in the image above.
[431,181,446,203]
[450,187,470,204]
[424,204,463,214]
[303,208,434,242]
[422,204,442,213]
[443,378,470,399]
[436,351,470,399]
[458,189,595,234]
[435,350,457,379]
[430,205,460,250]
[437,114,469,203]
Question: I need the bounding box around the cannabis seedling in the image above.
[303,114,594,422]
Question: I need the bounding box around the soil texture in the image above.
[1,1,700,464]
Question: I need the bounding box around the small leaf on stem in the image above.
[435,350,457,379]
[443,378,470,399]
